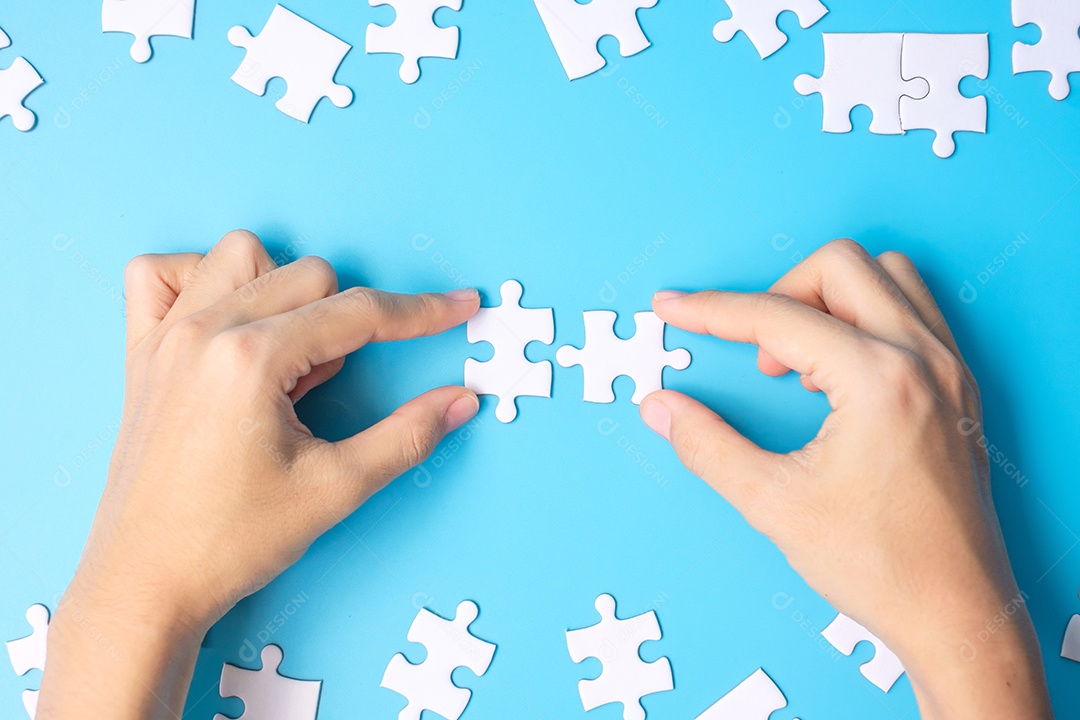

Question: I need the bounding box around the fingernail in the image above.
[445,288,478,302]
[445,393,480,431]
[653,290,687,302]
[639,396,672,441]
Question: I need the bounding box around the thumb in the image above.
[640,390,785,518]
[318,386,479,515]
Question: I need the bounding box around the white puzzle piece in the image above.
[557,311,690,404]
[533,0,658,80]
[900,33,988,158]
[464,280,554,423]
[0,27,9,50]
[821,612,904,692]
[795,33,929,135]
[0,27,43,133]
[381,600,496,720]
[713,0,828,59]
[566,593,673,720]
[1062,614,1080,662]
[212,644,321,720]
[228,5,353,123]
[1013,0,1080,100]
[7,603,49,719]
[22,689,37,719]
[367,0,462,84]
[694,668,787,720]
[102,0,195,63]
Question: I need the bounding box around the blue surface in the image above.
[2,1,1078,718]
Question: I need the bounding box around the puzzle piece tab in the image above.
[566,594,673,720]
[102,0,195,62]
[465,280,553,423]
[213,644,321,720]
[381,600,496,720]
[694,668,787,720]
[367,0,461,84]
[1013,0,1080,100]
[228,5,353,123]
[557,311,690,404]
[533,0,658,80]
[795,33,929,135]
[6,603,49,719]
[821,612,904,692]
[900,33,988,158]
[713,0,828,59]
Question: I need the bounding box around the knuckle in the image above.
[821,237,868,262]
[207,327,273,370]
[875,347,936,411]
[877,250,916,275]
[341,286,385,320]
[400,417,440,467]
[674,425,713,478]
[124,254,159,286]
[926,346,969,404]
[296,256,338,296]
[756,292,795,318]
[218,229,266,263]
[160,315,213,351]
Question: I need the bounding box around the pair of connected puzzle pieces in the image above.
[1013,0,1080,100]
[713,0,828,59]
[0,26,43,132]
[795,33,989,158]
[6,603,50,718]
[464,281,691,423]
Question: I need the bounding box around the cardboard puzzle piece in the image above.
[795,33,929,135]
[821,612,905,692]
[900,33,988,158]
[694,668,788,720]
[1013,0,1080,100]
[213,644,321,720]
[465,280,554,423]
[228,5,353,123]
[566,593,673,720]
[0,26,43,132]
[533,0,658,80]
[381,600,496,720]
[367,0,461,84]
[6,603,50,719]
[557,311,690,404]
[713,0,828,59]
[1062,614,1080,662]
[102,0,195,63]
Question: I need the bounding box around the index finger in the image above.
[653,289,878,397]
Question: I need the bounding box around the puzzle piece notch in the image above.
[533,0,659,80]
[821,612,905,692]
[367,0,462,84]
[213,643,321,720]
[900,33,988,158]
[464,280,554,423]
[795,33,929,135]
[228,5,353,123]
[1013,0,1080,100]
[556,311,690,404]
[566,593,673,720]
[713,0,829,59]
[1062,614,1080,662]
[101,0,195,63]
[381,600,496,720]
[694,668,787,720]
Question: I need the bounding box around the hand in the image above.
[639,240,1052,719]
[39,231,480,719]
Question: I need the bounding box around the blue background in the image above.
[2,1,1078,718]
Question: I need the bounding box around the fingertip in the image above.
[756,349,791,377]
[444,287,479,303]
[444,390,480,432]
[639,392,673,440]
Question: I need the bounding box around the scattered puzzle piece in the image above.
[465,280,554,423]
[557,311,690,404]
[900,33,988,158]
[367,0,462,84]
[213,644,321,720]
[533,0,658,80]
[1062,614,1080,662]
[0,27,9,50]
[0,26,43,133]
[795,33,929,135]
[713,0,828,59]
[381,600,496,720]
[102,0,195,63]
[694,668,787,720]
[1013,0,1080,100]
[6,603,49,719]
[821,612,904,692]
[566,593,673,720]
[228,5,353,123]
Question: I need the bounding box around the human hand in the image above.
[39,230,480,719]
[639,240,1051,719]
